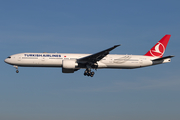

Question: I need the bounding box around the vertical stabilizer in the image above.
[144,35,171,58]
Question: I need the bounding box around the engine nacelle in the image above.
[62,60,77,73]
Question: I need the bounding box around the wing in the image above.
[77,45,120,64]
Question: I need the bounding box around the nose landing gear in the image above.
[13,65,19,73]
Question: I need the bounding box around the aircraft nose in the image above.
[4,58,9,64]
[4,58,8,63]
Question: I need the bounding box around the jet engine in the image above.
[62,60,77,73]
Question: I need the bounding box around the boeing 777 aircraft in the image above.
[4,35,174,77]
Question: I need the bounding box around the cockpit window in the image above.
[7,56,11,58]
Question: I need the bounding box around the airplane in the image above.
[4,34,174,77]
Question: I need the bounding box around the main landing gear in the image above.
[83,64,97,77]
[84,69,95,77]
[13,65,19,73]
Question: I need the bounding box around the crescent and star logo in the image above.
[150,42,165,57]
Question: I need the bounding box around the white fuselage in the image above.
[4,53,171,69]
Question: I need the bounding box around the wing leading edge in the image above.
[77,45,120,64]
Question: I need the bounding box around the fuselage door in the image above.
[18,56,21,61]
[139,58,144,67]
[42,53,46,62]
[109,57,113,63]
[42,57,45,61]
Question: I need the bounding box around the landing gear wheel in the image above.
[88,71,91,75]
[90,74,94,77]
[87,73,90,76]
[90,71,95,77]
[84,70,88,76]
[84,67,95,77]
[16,70,19,73]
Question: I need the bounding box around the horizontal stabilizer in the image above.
[152,55,174,61]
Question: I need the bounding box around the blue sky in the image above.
[1,0,180,120]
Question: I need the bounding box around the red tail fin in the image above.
[144,34,171,58]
